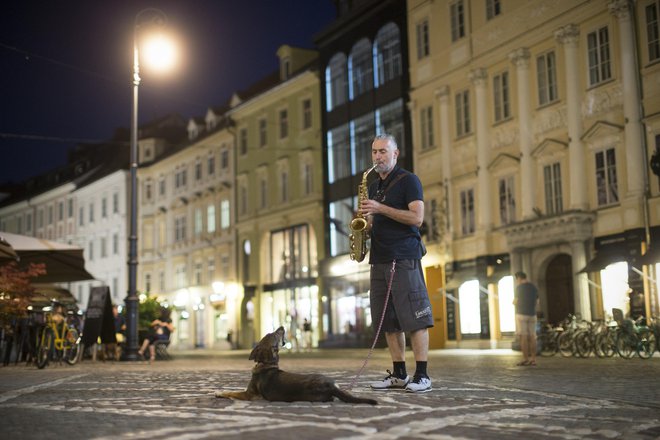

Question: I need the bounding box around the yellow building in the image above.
[408,0,660,347]
[229,46,325,349]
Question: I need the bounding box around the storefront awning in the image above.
[635,246,660,267]
[578,250,628,273]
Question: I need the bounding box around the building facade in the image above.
[407,0,660,347]
[229,45,325,350]
[315,0,418,347]
[136,111,236,350]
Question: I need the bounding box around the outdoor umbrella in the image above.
[0,232,95,283]
[29,284,78,308]
[0,234,18,261]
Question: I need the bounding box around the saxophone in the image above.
[349,164,377,262]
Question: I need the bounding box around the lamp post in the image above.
[123,8,175,361]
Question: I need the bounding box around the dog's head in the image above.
[249,326,286,365]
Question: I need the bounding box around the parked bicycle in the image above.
[612,308,656,360]
[35,304,81,369]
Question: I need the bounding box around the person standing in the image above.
[360,134,434,393]
[514,271,539,366]
[303,318,312,352]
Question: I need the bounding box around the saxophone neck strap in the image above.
[376,167,409,201]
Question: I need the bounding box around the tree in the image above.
[0,262,46,328]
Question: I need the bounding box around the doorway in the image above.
[545,254,574,324]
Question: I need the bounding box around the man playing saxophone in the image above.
[360,134,434,393]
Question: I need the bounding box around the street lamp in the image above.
[123,8,176,361]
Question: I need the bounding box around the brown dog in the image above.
[215,326,377,405]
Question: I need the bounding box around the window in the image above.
[329,197,353,256]
[194,208,203,236]
[455,90,471,136]
[450,1,466,42]
[595,148,619,206]
[113,192,119,213]
[220,149,229,170]
[325,53,348,111]
[101,198,107,218]
[220,199,230,229]
[348,39,373,100]
[58,202,64,221]
[159,271,165,291]
[486,0,501,20]
[175,168,187,189]
[646,2,660,62]
[26,213,32,232]
[376,99,405,154]
[498,176,516,225]
[113,233,119,254]
[302,99,312,130]
[239,183,248,216]
[145,273,152,292]
[239,128,248,156]
[279,109,288,139]
[460,188,475,235]
[327,124,351,183]
[48,206,53,224]
[587,26,612,86]
[78,207,83,227]
[259,118,268,147]
[416,19,430,60]
[280,170,289,203]
[207,204,216,233]
[207,153,215,176]
[195,160,203,181]
[420,106,434,150]
[302,162,313,196]
[260,177,268,209]
[89,203,94,223]
[537,51,558,106]
[175,265,187,289]
[207,258,215,282]
[68,200,74,218]
[88,241,94,261]
[351,112,376,172]
[375,22,402,86]
[101,237,107,258]
[175,215,187,242]
[493,71,510,122]
[544,162,563,215]
[270,225,311,283]
[158,178,166,197]
[145,180,153,201]
[194,262,203,285]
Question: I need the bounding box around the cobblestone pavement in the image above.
[1,349,659,439]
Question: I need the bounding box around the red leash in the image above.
[348,260,396,390]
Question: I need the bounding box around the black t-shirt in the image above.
[368,166,424,263]
[515,282,538,316]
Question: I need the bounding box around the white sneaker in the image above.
[405,376,432,393]
[370,370,410,390]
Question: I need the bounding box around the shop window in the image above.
[458,280,481,334]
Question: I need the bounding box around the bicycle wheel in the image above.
[36,328,53,369]
[637,329,656,359]
[63,328,81,365]
[594,332,616,358]
[558,331,574,357]
[540,332,558,357]
[574,331,592,358]
[615,332,636,359]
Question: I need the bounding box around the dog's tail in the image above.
[332,387,377,405]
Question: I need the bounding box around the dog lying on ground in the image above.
[215,326,377,405]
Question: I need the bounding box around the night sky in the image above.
[0,0,336,184]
